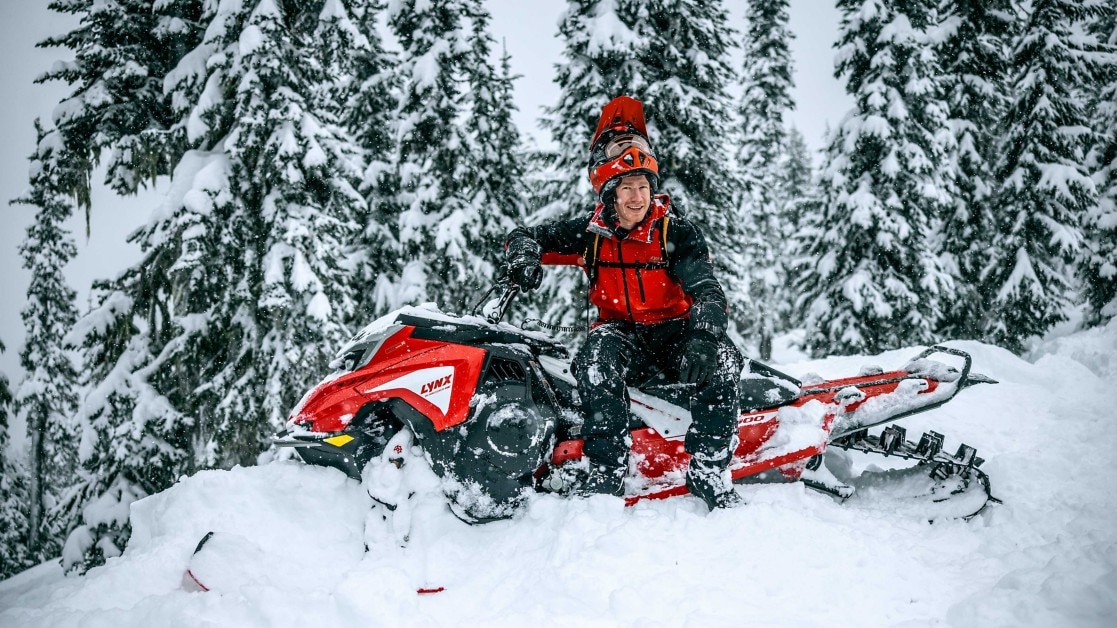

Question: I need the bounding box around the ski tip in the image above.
[182,531,217,592]
[182,568,210,593]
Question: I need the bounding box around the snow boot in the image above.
[685,456,745,510]
[573,435,628,497]
[575,461,625,497]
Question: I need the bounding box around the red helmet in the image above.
[588,96,659,198]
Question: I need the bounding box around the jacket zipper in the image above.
[615,239,637,322]
[635,267,646,302]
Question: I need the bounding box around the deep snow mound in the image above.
[2,336,1116,627]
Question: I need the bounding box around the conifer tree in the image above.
[57,213,203,573]
[531,0,744,335]
[251,0,362,432]
[455,5,527,313]
[58,0,365,572]
[10,121,81,560]
[737,0,795,358]
[774,126,814,332]
[792,0,955,357]
[27,0,204,573]
[535,0,644,221]
[344,0,406,319]
[0,338,33,579]
[387,0,482,314]
[985,0,1109,351]
[640,0,746,323]
[1083,6,1117,326]
[176,0,363,459]
[934,0,1016,340]
[38,0,205,216]
[416,1,526,314]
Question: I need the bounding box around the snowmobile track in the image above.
[828,425,1001,520]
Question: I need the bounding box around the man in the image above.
[504,96,745,510]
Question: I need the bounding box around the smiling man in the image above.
[503,96,745,510]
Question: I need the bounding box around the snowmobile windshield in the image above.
[604,133,653,159]
[330,322,406,372]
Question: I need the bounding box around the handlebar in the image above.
[470,272,586,334]
[487,283,519,324]
[469,276,519,325]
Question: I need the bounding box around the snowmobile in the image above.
[273,281,1000,523]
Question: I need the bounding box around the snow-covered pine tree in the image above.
[454,4,527,313]
[57,0,365,573]
[985,0,1109,351]
[55,270,181,574]
[249,0,362,433]
[791,0,956,357]
[31,0,206,574]
[10,121,81,561]
[37,0,205,219]
[639,0,746,328]
[388,0,489,315]
[56,166,218,572]
[530,0,743,336]
[1082,5,1117,326]
[737,0,796,359]
[774,125,814,333]
[534,0,644,222]
[0,338,33,579]
[343,0,407,319]
[183,0,362,460]
[934,0,1016,341]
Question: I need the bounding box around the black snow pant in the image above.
[570,319,744,472]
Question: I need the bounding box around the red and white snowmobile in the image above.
[273,282,999,523]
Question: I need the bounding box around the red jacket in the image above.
[506,194,729,333]
[581,197,691,324]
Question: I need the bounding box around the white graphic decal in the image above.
[367,366,454,414]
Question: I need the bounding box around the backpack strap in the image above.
[583,232,603,284]
[660,215,670,262]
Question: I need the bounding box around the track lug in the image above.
[954,444,977,466]
[879,425,906,455]
[915,431,944,458]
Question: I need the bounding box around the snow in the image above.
[3,325,1116,626]
[587,0,642,55]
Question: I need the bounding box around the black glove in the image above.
[680,330,720,386]
[508,257,543,291]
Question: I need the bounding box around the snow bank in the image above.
[2,332,1115,627]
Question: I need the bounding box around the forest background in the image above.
[0,0,1113,581]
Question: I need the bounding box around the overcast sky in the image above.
[0,0,849,385]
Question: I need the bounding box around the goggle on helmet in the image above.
[588,130,660,197]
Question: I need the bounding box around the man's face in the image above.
[613,174,651,230]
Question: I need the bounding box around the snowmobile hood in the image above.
[334,304,568,374]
